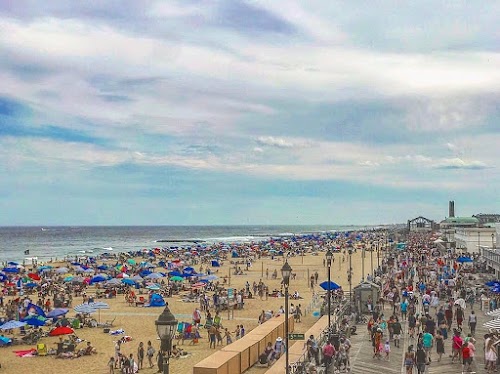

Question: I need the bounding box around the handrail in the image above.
[289,299,349,374]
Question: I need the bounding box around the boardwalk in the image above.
[349,300,489,374]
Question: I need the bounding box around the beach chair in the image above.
[99,317,116,328]
[37,343,47,356]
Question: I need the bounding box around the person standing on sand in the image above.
[146,341,155,368]
[137,342,144,370]
[114,340,122,369]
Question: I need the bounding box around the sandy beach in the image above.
[0,248,378,374]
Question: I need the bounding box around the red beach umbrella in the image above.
[49,326,75,336]
[28,273,41,281]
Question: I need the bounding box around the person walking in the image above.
[435,330,445,362]
[146,340,155,368]
[415,344,427,374]
[468,311,477,336]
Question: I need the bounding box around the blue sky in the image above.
[0,1,499,225]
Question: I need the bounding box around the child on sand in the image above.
[108,357,115,374]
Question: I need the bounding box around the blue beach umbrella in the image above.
[47,308,69,318]
[0,320,27,330]
[122,278,136,286]
[2,267,19,273]
[319,281,341,291]
[202,275,218,281]
[23,315,47,327]
[457,256,473,263]
[90,274,107,284]
[25,282,38,288]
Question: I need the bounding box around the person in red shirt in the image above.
[322,340,336,370]
[461,342,472,372]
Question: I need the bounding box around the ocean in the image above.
[0,225,367,263]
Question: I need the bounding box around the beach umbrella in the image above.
[105,278,121,286]
[90,274,107,284]
[127,259,136,265]
[0,273,7,282]
[484,319,500,328]
[168,271,183,277]
[139,269,152,277]
[170,276,183,282]
[74,304,97,314]
[122,278,136,286]
[116,273,129,278]
[202,275,218,281]
[84,268,95,273]
[64,276,74,282]
[97,265,108,270]
[23,315,47,327]
[55,267,69,274]
[47,308,69,318]
[145,272,163,279]
[487,309,500,317]
[49,326,75,336]
[146,284,161,290]
[88,302,110,323]
[8,261,18,266]
[0,320,27,330]
[28,273,41,281]
[25,282,38,288]
[2,267,19,273]
[319,281,341,291]
[131,275,143,281]
[191,282,206,289]
[456,256,473,263]
[73,266,85,273]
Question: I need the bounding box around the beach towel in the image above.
[13,349,36,357]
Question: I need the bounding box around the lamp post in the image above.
[281,260,292,374]
[361,246,365,282]
[370,243,374,279]
[348,248,353,306]
[376,240,380,271]
[326,249,333,337]
[492,233,495,249]
[155,305,178,374]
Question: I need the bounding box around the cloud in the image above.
[256,136,313,149]
[432,158,493,170]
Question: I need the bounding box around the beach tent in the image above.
[0,336,12,346]
[231,251,239,258]
[211,260,220,267]
[147,293,166,307]
[27,303,46,318]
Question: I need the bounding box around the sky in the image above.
[0,1,499,226]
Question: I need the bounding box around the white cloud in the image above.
[256,136,313,149]
[432,158,492,170]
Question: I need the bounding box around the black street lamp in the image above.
[155,305,178,374]
[370,243,374,279]
[281,260,292,374]
[348,248,353,306]
[326,249,334,337]
[376,240,380,270]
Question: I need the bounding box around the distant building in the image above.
[454,227,496,253]
[407,216,437,232]
[473,213,500,225]
[440,216,479,243]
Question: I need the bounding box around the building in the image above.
[440,216,479,243]
[455,227,496,253]
[473,213,500,225]
[407,216,437,232]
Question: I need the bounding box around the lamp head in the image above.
[281,260,292,285]
[155,305,178,342]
